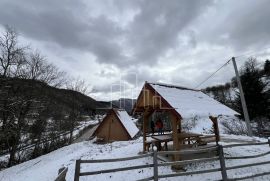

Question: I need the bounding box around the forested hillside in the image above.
[0,26,111,169]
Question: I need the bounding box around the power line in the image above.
[194,58,231,89]
[235,46,270,59]
[193,47,270,90]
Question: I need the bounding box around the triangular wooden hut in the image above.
[93,109,139,142]
[133,82,238,159]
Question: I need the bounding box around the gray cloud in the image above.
[0,0,126,65]
[225,0,270,50]
[126,0,213,65]
[0,0,270,100]
[0,0,213,67]
[194,0,270,52]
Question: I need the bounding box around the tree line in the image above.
[0,26,94,168]
[204,58,270,135]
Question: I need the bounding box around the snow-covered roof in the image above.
[149,82,239,118]
[115,109,139,138]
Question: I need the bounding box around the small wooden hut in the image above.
[133,82,238,159]
[93,109,139,142]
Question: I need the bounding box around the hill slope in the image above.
[0,77,110,115]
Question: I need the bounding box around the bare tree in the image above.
[66,77,89,94]
[0,78,39,166]
[0,26,27,78]
[0,27,57,167]
[19,51,67,87]
[65,77,89,143]
[0,26,79,167]
[39,61,67,87]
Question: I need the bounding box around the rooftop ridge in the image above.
[112,108,126,116]
[147,82,200,91]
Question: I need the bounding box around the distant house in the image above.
[93,109,139,142]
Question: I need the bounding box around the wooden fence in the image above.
[73,139,270,181]
[55,167,68,181]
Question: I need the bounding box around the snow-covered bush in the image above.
[182,116,198,131]
[219,116,248,135]
[182,116,213,134]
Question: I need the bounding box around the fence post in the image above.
[74,159,81,181]
[55,167,68,181]
[218,145,228,181]
[153,146,158,181]
[58,167,66,181]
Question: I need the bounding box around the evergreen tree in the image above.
[264,59,270,76]
[263,60,270,120]
[235,58,269,131]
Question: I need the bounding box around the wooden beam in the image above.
[209,116,220,145]
[171,113,184,170]
[178,119,182,133]
[171,113,180,160]
[143,109,154,152]
[134,106,176,113]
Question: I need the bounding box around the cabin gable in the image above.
[95,111,131,141]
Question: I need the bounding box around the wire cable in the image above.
[193,47,270,90]
[194,58,232,89]
[235,46,270,59]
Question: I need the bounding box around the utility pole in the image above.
[232,57,252,136]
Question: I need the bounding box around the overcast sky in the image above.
[1,0,270,100]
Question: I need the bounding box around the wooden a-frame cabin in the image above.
[132,82,238,160]
[93,109,139,142]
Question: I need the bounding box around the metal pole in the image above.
[232,57,252,136]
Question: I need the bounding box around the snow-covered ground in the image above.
[73,118,99,136]
[182,115,248,135]
[1,135,270,181]
[0,118,99,168]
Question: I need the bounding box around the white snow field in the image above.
[0,135,270,181]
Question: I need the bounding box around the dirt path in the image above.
[73,124,99,143]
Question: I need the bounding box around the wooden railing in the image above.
[55,167,68,181]
[74,153,153,181]
[220,139,270,181]
[154,146,221,180]
[73,139,270,181]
